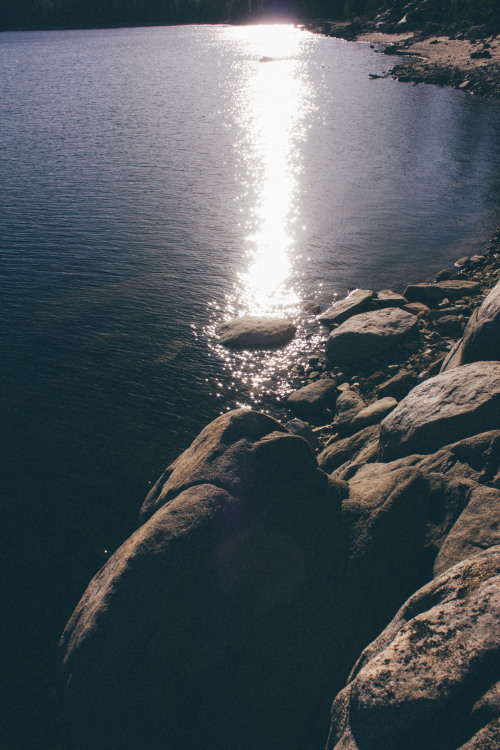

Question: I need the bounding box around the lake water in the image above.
[2,24,500,629]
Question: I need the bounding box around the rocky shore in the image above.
[59,230,500,749]
[305,18,500,102]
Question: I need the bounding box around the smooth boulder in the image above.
[217,316,296,349]
[141,409,293,520]
[379,361,500,461]
[326,308,418,365]
[60,410,343,750]
[326,547,500,750]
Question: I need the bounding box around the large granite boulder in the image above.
[359,430,500,568]
[326,547,500,750]
[442,281,500,370]
[217,316,296,349]
[318,289,373,327]
[326,308,418,365]
[60,410,343,750]
[379,361,500,461]
[434,484,500,576]
[141,409,300,520]
[287,378,339,420]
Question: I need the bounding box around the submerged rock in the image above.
[217,316,296,349]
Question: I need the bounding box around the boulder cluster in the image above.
[60,235,500,750]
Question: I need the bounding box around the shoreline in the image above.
[304,20,500,102]
[280,226,500,452]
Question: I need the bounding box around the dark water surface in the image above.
[1,23,500,746]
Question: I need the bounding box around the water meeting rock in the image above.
[326,307,418,365]
[217,316,296,349]
[326,547,500,750]
[379,361,500,461]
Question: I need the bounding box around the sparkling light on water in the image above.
[233,24,313,316]
[206,25,321,404]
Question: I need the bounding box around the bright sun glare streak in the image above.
[237,26,311,315]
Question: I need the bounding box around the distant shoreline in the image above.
[304,20,500,102]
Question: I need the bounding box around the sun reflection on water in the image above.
[236,25,312,316]
[206,25,323,408]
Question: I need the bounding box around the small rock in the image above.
[287,378,339,419]
[350,397,398,431]
[377,370,416,399]
[435,268,458,281]
[435,315,463,338]
[403,301,430,316]
[333,388,366,432]
[318,289,374,327]
[284,418,319,450]
[372,289,408,308]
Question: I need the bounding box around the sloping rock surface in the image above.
[341,462,430,634]
[60,410,343,750]
[326,308,418,365]
[326,547,500,750]
[318,424,380,475]
[318,289,373,327]
[434,485,500,576]
[141,409,296,520]
[217,316,296,349]
[379,361,500,461]
[443,281,500,370]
